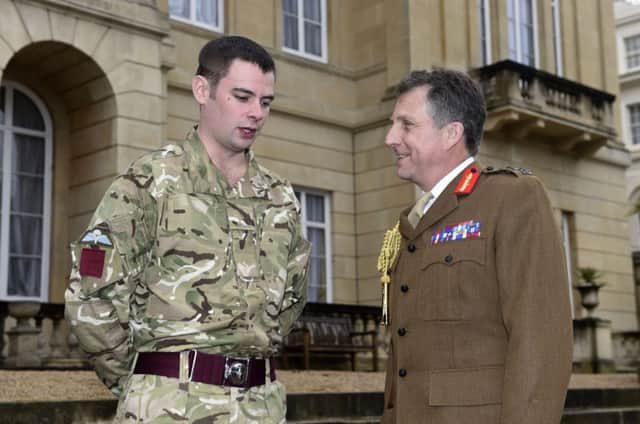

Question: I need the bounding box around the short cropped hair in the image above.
[396,69,486,156]
[196,36,275,91]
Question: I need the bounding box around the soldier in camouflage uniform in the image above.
[65,36,311,423]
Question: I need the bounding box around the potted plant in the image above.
[575,266,606,317]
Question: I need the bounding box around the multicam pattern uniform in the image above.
[65,129,311,423]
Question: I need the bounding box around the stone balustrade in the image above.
[0,301,88,370]
[472,60,617,156]
[1,300,636,375]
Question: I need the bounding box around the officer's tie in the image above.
[408,192,433,228]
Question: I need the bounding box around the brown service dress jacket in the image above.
[382,163,573,424]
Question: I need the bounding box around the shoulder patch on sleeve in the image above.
[482,165,534,177]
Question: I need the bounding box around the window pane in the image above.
[196,0,217,26]
[283,0,298,14]
[10,215,42,255]
[522,26,534,65]
[520,0,532,25]
[303,0,321,22]
[507,0,517,60]
[11,175,43,214]
[631,105,640,145]
[520,0,534,65]
[308,227,326,302]
[8,257,41,297]
[13,134,45,175]
[12,90,44,131]
[633,126,640,145]
[630,105,640,123]
[306,193,325,222]
[0,131,2,230]
[169,0,189,18]
[0,86,4,124]
[478,0,488,65]
[304,22,322,56]
[284,15,299,49]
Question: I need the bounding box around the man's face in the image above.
[200,59,275,154]
[384,86,449,191]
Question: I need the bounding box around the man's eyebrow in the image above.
[232,87,274,101]
[232,88,255,96]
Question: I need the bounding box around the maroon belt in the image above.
[134,351,276,388]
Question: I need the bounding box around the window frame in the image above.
[295,188,332,303]
[169,0,224,33]
[0,81,53,302]
[282,0,328,63]
[624,34,640,72]
[507,0,539,68]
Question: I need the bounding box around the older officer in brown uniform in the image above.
[379,69,573,423]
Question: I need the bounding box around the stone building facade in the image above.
[0,0,636,333]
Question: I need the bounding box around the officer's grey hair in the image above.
[396,69,486,156]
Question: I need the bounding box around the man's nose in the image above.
[384,124,398,147]
[248,100,266,121]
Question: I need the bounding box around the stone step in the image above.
[565,388,640,409]
[288,418,380,424]
[287,392,383,422]
[562,407,640,424]
[2,387,640,423]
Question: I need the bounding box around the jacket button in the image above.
[399,368,407,377]
[444,254,453,263]
[400,284,409,293]
[398,328,407,336]
[408,243,416,252]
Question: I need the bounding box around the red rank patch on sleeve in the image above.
[79,248,106,278]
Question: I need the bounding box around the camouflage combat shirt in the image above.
[65,129,311,395]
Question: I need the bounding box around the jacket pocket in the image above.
[428,365,503,406]
[417,238,486,321]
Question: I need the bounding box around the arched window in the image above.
[0,82,52,301]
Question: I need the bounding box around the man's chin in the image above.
[396,169,412,181]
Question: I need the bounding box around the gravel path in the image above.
[0,370,636,402]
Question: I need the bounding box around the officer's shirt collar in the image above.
[421,156,475,214]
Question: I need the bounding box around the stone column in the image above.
[5,302,42,368]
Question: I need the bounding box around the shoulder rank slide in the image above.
[454,165,480,195]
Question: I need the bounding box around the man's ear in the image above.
[192,75,211,105]
[443,121,465,151]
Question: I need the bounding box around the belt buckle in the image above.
[224,357,249,387]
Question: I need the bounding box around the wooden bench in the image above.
[281,303,380,371]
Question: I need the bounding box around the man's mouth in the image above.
[239,127,257,138]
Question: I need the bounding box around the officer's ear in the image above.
[192,75,212,105]
[442,121,464,151]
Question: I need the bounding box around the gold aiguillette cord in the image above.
[376,221,401,326]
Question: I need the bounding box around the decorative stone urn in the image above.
[575,267,605,318]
